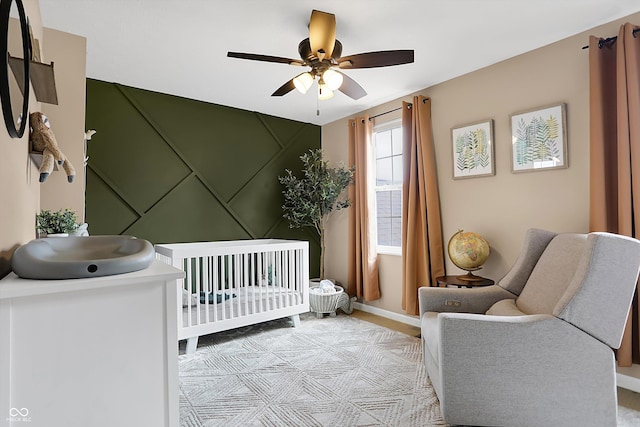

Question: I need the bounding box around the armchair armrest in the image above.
[435,313,616,426]
[418,285,516,315]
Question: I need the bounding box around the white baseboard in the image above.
[352,302,421,328]
[617,364,640,393]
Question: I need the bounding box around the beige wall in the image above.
[0,1,86,278]
[40,27,87,219]
[0,0,43,278]
[323,11,640,316]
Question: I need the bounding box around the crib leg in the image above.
[185,337,198,355]
[290,314,301,328]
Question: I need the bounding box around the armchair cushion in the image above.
[517,233,587,315]
[497,228,556,295]
[486,298,527,316]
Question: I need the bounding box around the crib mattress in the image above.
[182,285,303,327]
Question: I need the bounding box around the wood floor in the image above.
[350,309,421,337]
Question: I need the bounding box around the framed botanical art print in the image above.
[510,103,567,173]
[451,119,494,179]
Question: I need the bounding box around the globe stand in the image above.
[456,268,484,282]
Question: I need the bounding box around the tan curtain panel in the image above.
[347,116,380,301]
[401,96,445,315]
[589,23,640,366]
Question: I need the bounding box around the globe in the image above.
[447,230,490,280]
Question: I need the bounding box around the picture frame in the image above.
[451,119,494,179]
[510,103,567,173]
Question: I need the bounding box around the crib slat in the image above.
[287,249,293,306]
[298,249,303,303]
[203,256,210,324]
[222,255,227,317]
[186,258,193,327]
[212,255,219,322]
[250,253,256,315]
[196,257,203,326]
[238,254,242,316]
[243,253,249,318]
[257,252,263,313]
[272,250,277,309]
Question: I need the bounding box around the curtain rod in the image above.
[369,106,404,121]
[581,28,639,49]
[367,98,429,121]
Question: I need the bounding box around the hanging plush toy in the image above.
[29,112,75,183]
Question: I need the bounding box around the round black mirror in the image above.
[0,0,29,138]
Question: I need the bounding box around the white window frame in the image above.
[373,119,402,256]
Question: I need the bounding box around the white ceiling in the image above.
[39,0,640,126]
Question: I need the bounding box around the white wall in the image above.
[40,27,87,220]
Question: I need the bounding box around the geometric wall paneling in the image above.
[123,175,252,244]
[259,114,312,147]
[85,167,140,236]
[229,124,320,237]
[120,85,285,203]
[85,81,192,214]
[85,79,321,275]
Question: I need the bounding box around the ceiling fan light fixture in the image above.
[318,81,334,100]
[293,72,314,94]
[229,10,414,103]
[322,69,343,90]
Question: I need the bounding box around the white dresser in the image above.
[0,260,184,427]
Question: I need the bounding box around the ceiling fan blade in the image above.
[309,10,336,59]
[272,79,296,96]
[338,50,414,69]
[337,72,367,100]
[227,52,303,66]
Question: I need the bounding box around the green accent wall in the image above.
[85,79,321,276]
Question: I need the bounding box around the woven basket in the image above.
[309,284,344,314]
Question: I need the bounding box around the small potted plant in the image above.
[36,208,79,237]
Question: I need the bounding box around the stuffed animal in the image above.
[29,112,75,183]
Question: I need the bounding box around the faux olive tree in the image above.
[279,149,354,280]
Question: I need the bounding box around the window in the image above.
[373,120,402,253]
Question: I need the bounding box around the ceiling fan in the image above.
[227,9,414,101]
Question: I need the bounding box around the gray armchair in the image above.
[419,228,640,427]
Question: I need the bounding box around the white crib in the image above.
[155,239,309,354]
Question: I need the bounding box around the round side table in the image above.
[435,275,494,289]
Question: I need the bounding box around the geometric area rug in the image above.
[178,312,448,426]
